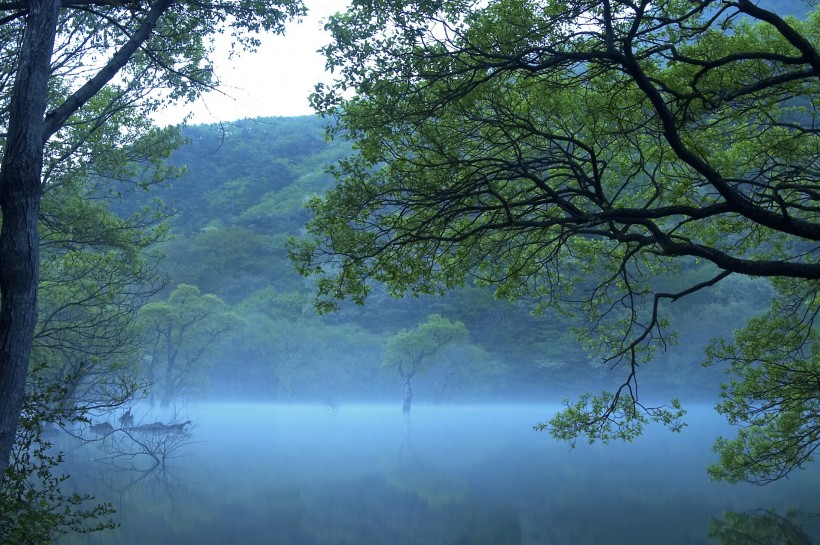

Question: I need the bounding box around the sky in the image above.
[158,0,810,125]
[160,0,349,125]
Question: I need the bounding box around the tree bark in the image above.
[0,0,60,480]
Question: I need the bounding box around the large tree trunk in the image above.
[0,0,60,481]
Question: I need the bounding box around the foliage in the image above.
[124,118,588,402]
[0,117,178,541]
[150,118,351,304]
[32,128,176,414]
[163,226,284,303]
[542,391,685,445]
[0,0,305,482]
[293,0,820,482]
[385,315,469,373]
[268,318,386,403]
[385,314,469,411]
[163,117,346,233]
[705,279,819,485]
[0,106,176,541]
[0,0,305,132]
[138,284,243,406]
[0,384,116,545]
[425,343,507,403]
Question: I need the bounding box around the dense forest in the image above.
[122,115,766,407]
[0,0,816,542]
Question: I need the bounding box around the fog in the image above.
[58,403,820,545]
[54,154,810,543]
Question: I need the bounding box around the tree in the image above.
[384,314,468,412]
[137,284,241,407]
[0,384,117,545]
[292,0,819,483]
[0,0,304,479]
[705,284,820,485]
[425,343,507,404]
[32,131,174,415]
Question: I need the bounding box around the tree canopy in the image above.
[293,0,820,484]
[384,314,468,411]
[138,284,242,407]
[0,0,304,480]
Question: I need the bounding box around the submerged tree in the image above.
[384,314,468,412]
[0,0,305,479]
[138,284,241,407]
[292,0,819,483]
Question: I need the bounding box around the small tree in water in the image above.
[384,315,468,412]
[138,284,242,407]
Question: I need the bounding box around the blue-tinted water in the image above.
[59,404,820,544]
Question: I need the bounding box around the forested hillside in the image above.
[1,1,816,540]
[130,115,766,407]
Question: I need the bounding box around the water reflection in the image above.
[709,509,819,545]
[58,404,820,545]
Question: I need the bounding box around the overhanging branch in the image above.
[43,0,175,140]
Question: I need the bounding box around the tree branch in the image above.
[734,0,820,75]
[43,0,175,140]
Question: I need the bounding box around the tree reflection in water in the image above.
[709,508,818,545]
[85,408,197,472]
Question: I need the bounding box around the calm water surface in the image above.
[59,404,820,545]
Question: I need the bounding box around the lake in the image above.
[58,404,820,545]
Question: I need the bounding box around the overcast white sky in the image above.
[155,0,812,125]
[160,0,349,125]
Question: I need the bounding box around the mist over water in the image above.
[60,404,820,545]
